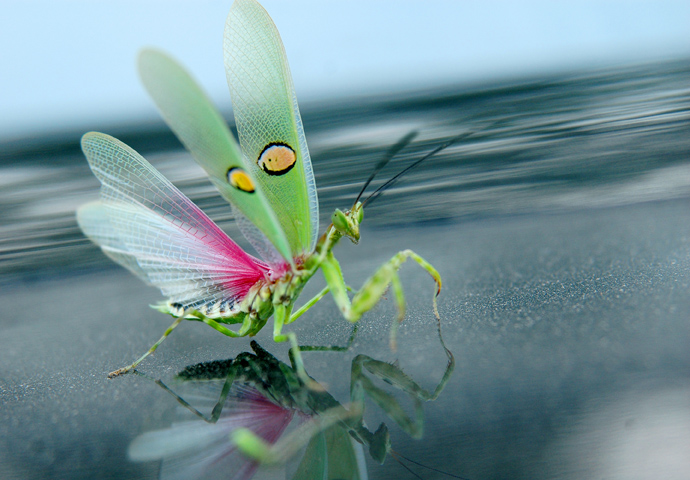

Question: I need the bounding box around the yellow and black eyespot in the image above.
[227,167,255,193]
[257,143,296,176]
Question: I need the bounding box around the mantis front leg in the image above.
[347,341,455,463]
[351,349,454,437]
[321,249,443,350]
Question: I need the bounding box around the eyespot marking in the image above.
[258,143,296,176]
[227,167,255,193]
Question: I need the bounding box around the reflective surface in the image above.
[1,60,690,479]
[127,340,452,480]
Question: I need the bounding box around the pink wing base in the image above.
[129,383,296,480]
[78,132,275,306]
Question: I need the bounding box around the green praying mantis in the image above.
[129,340,460,480]
[77,0,461,379]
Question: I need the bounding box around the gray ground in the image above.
[1,198,688,480]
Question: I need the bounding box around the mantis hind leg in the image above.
[108,316,185,378]
[132,367,237,424]
[321,249,442,350]
[108,309,252,378]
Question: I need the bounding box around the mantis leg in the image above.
[133,368,237,424]
[350,350,455,437]
[290,285,360,352]
[297,324,358,353]
[108,316,185,378]
[350,355,423,439]
[289,283,355,325]
[288,285,330,324]
[321,249,442,350]
[272,303,316,389]
[347,338,455,462]
[108,310,252,378]
[351,304,455,458]
[199,314,253,338]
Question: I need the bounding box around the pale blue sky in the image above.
[2,1,689,141]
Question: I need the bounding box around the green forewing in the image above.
[224,0,319,257]
[291,426,367,480]
[322,425,368,480]
[289,431,327,479]
[137,49,293,264]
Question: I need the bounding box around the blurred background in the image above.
[1,2,690,480]
[2,0,689,141]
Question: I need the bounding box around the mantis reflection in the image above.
[129,338,457,480]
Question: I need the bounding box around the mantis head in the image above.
[332,201,364,244]
[368,423,391,464]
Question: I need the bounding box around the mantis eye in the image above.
[332,209,348,233]
[356,206,364,224]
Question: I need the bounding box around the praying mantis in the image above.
[78,0,457,378]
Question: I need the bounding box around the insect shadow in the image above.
[128,336,467,480]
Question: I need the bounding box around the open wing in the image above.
[224,0,319,258]
[76,132,269,307]
[289,425,368,480]
[129,383,294,480]
[138,49,292,267]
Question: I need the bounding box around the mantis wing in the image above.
[225,0,319,259]
[289,425,368,480]
[129,383,294,480]
[76,132,269,307]
[138,49,293,267]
